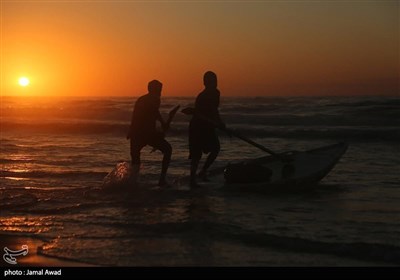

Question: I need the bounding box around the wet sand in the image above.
[0,234,392,267]
[0,235,94,267]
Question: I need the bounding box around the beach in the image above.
[1,96,399,266]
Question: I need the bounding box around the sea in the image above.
[0,95,399,266]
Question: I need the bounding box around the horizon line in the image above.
[1,93,399,99]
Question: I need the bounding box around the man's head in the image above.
[203,71,217,88]
[148,80,163,96]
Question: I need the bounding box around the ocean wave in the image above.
[2,96,399,122]
[224,126,400,142]
[0,170,107,180]
[0,192,38,209]
[29,221,400,265]
[1,120,399,142]
[2,96,398,142]
[327,97,400,108]
[1,184,399,265]
[213,223,400,265]
[0,121,129,135]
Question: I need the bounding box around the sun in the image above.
[18,77,30,87]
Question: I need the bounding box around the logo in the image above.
[3,245,29,265]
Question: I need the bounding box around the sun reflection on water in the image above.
[0,216,62,234]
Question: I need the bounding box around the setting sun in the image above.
[18,77,30,87]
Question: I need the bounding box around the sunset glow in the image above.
[1,1,398,97]
[18,77,30,87]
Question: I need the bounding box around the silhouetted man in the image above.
[189,71,225,187]
[127,80,172,187]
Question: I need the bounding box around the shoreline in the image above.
[0,234,96,267]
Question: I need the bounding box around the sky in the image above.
[1,0,399,97]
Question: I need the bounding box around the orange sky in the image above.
[1,0,399,97]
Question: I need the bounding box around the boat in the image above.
[102,142,348,193]
[208,142,348,192]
